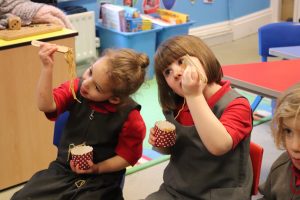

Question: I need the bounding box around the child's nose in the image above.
[173,66,183,79]
[82,78,92,89]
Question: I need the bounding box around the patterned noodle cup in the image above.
[153,120,176,147]
[71,145,93,170]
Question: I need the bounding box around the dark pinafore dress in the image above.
[146,89,253,200]
[12,82,140,200]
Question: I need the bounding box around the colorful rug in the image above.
[127,79,272,175]
[127,78,169,175]
[236,89,273,126]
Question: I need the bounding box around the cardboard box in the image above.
[101,4,126,32]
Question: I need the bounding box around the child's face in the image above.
[284,116,300,170]
[80,57,113,102]
[162,58,186,97]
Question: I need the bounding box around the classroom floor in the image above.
[0,34,283,200]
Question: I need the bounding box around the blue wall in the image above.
[228,0,270,20]
[126,0,230,26]
[58,0,270,27]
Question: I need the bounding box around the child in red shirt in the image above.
[12,44,149,200]
[146,35,253,200]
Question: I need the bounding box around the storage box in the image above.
[155,21,194,49]
[126,17,143,32]
[96,24,162,79]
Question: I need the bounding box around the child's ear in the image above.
[108,96,121,104]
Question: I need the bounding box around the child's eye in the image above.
[178,58,184,65]
[95,86,101,92]
[163,68,171,76]
[88,68,92,75]
[283,127,292,136]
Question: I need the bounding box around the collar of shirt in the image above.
[175,102,192,125]
[89,101,117,113]
[75,78,116,113]
[207,80,231,109]
[292,165,300,186]
[176,80,231,125]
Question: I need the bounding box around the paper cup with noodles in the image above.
[153,120,176,147]
[71,145,93,170]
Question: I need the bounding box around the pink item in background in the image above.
[71,145,93,170]
[153,120,176,147]
[143,0,160,14]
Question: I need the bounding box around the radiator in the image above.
[67,11,97,64]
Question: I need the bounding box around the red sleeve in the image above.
[45,78,80,121]
[115,109,146,166]
[220,97,253,149]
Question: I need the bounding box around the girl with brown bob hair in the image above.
[146,35,253,200]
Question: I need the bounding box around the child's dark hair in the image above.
[103,48,149,104]
[154,35,222,111]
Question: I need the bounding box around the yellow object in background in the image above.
[142,19,152,30]
[156,8,189,24]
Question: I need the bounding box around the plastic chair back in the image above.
[53,111,70,147]
[249,141,264,195]
[258,22,300,62]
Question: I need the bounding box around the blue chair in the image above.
[258,22,300,62]
[252,22,300,112]
[53,111,70,147]
[53,111,125,188]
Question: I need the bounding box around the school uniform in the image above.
[259,151,300,200]
[146,80,253,200]
[12,78,146,200]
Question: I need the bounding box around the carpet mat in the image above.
[235,89,273,126]
[127,79,272,175]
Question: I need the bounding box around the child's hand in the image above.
[148,127,171,154]
[38,43,58,69]
[148,127,157,146]
[70,160,99,174]
[182,57,207,97]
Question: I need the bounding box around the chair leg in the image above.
[261,57,267,62]
[271,99,277,115]
[251,95,263,111]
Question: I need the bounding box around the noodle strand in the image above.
[64,48,81,103]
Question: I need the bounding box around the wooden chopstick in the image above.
[183,54,197,68]
[31,40,69,53]
[183,54,207,83]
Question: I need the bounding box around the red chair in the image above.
[249,141,264,195]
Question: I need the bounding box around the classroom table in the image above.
[222,59,300,100]
[269,46,300,59]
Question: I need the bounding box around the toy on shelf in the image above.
[157,8,189,24]
[143,0,160,14]
[162,0,176,10]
